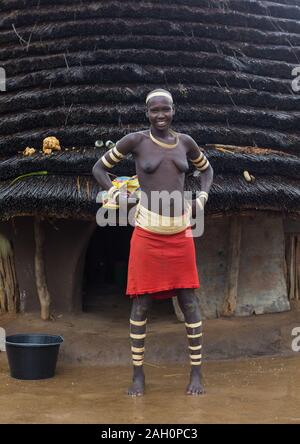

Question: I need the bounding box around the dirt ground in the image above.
[1,302,300,364]
[0,355,300,424]
[1,305,300,423]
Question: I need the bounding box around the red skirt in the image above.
[126,226,200,300]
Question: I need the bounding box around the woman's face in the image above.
[146,97,175,130]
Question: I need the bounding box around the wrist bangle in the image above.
[198,191,208,202]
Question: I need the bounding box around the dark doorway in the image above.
[82,226,175,319]
[82,226,132,313]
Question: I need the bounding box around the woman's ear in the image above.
[172,105,176,115]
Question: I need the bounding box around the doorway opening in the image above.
[82,226,175,319]
[82,226,132,314]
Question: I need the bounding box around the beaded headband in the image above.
[146,91,173,104]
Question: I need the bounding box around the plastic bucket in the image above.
[5,334,64,380]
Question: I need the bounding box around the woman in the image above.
[92,89,214,396]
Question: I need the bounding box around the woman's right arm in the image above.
[92,133,136,190]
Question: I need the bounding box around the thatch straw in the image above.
[1,147,300,182]
[0,0,299,219]
[1,121,300,156]
[2,33,300,65]
[1,104,300,137]
[0,173,299,222]
[0,148,136,179]
[186,174,300,213]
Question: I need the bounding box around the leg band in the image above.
[131,346,145,353]
[189,345,202,350]
[130,318,147,326]
[130,333,146,340]
[130,317,147,367]
[187,333,203,339]
[185,321,202,329]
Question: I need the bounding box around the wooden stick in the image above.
[6,255,15,313]
[0,267,6,312]
[10,249,19,311]
[289,235,296,300]
[285,234,291,297]
[0,234,19,313]
[296,235,300,301]
[34,217,51,320]
[222,216,242,316]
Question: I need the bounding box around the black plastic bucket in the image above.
[5,334,64,380]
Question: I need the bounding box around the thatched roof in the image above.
[0,167,299,221]
[0,0,300,220]
[0,146,299,220]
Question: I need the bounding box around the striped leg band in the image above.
[130,318,147,366]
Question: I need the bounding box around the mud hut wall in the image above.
[43,219,96,313]
[237,214,289,316]
[0,212,292,316]
[283,217,300,301]
[0,217,96,313]
[284,218,300,234]
[194,215,230,319]
[195,212,289,318]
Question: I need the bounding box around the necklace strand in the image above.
[149,129,179,149]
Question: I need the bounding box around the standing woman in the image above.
[92,89,214,396]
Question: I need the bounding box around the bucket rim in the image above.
[6,333,64,347]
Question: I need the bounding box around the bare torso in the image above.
[130,130,190,216]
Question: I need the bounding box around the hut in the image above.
[0,0,299,320]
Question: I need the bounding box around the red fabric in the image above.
[126,226,200,299]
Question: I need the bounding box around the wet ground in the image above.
[1,305,300,364]
[0,355,300,424]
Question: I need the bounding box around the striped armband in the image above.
[100,146,125,169]
[191,151,210,172]
[197,191,208,203]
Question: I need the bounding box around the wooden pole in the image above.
[296,235,300,301]
[290,235,296,301]
[34,217,51,320]
[221,216,242,317]
[285,233,300,301]
[0,233,19,313]
[285,234,291,298]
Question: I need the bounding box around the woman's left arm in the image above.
[185,135,214,207]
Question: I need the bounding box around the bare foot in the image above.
[186,369,205,396]
[128,371,145,397]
